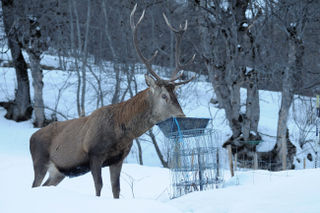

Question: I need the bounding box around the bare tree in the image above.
[22,15,48,127]
[69,0,91,117]
[292,96,316,148]
[148,128,168,168]
[266,0,310,169]
[80,0,91,116]
[19,0,53,127]
[101,0,123,105]
[0,0,33,121]
[194,0,262,145]
[1,0,73,127]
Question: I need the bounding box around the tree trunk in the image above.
[28,52,45,127]
[148,128,169,168]
[0,0,33,121]
[68,0,81,117]
[101,0,123,105]
[198,0,246,142]
[276,32,301,170]
[79,0,91,117]
[276,82,293,170]
[71,0,84,117]
[206,63,242,140]
[135,138,143,165]
[111,63,121,104]
[243,71,260,140]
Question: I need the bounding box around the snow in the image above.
[1,124,320,213]
[245,66,253,75]
[0,91,320,213]
[172,169,320,213]
[1,50,320,212]
[0,152,177,213]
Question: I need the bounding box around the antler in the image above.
[130,4,195,86]
[130,4,161,81]
[163,13,196,84]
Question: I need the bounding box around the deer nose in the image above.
[177,112,186,118]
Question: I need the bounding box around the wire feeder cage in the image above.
[157,117,223,199]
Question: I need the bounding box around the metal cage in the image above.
[157,118,223,198]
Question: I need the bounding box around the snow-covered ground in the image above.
[0,111,319,213]
[1,51,320,212]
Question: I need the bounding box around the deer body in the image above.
[30,84,185,197]
[30,4,195,198]
[46,89,153,171]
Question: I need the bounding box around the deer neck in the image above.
[116,89,155,139]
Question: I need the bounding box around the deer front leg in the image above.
[109,160,123,199]
[90,156,103,196]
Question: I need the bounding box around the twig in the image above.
[44,106,69,120]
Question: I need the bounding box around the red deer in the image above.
[29,4,195,198]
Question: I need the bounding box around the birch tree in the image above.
[0,0,33,122]
[267,0,310,170]
[194,0,262,144]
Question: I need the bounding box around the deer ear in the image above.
[145,74,157,93]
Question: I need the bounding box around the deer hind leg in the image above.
[30,136,50,187]
[31,158,49,188]
[109,160,123,199]
[42,163,65,186]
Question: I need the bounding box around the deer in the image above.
[29,4,195,198]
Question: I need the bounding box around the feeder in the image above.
[157,117,223,198]
[157,117,210,138]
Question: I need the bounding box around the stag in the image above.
[29,4,195,198]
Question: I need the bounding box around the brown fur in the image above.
[30,83,185,198]
[114,89,150,125]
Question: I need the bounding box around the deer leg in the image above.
[42,164,65,186]
[30,139,50,188]
[32,162,48,187]
[31,154,49,188]
[109,160,123,199]
[43,175,65,186]
[90,156,103,196]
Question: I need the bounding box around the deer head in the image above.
[130,4,195,123]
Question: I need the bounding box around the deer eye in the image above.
[161,94,168,101]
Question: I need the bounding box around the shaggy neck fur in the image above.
[114,88,154,138]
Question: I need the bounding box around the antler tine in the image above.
[130,4,137,30]
[130,4,161,81]
[163,13,196,82]
[171,53,196,80]
[174,75,196,86]
[170,71,184,82]
[163,13,179,33]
